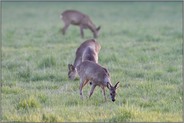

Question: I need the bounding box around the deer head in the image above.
[94,26,101,38]
[68,64,77,80]
[107,82,120,102]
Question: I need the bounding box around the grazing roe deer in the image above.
[60,10,101,38]
[77,60,120,102]
[68,39,101,80]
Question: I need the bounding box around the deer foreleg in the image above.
[101,86,107,101]
[80,26,84,38]
[62,23,70,35]
[79,79,86,99]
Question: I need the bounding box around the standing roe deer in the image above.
[77,60,120,102]
[60,10,101,38]
[68,39,101,80]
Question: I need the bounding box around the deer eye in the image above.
[110,93,112,95]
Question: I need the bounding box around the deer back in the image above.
[74,39,101,67]
[82,47,97,63]
[77,61,110,86]
[61,10,86,25]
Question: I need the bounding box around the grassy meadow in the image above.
[1,1,183,122]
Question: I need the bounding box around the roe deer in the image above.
[68,39,101,80]
[60,10,101,38]
[76,60,120,102]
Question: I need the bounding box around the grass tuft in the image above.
[42,113,59,122]
[17,66,32,81]
[16,96,40,110]
[37,94,48,104]
[109,109,133,122]
[38,55,56,69]
[2,86,23,94]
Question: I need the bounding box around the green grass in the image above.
[2,1,183,122]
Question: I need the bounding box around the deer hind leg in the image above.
[89,84,97,98]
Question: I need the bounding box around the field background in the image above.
[1,1,183,122]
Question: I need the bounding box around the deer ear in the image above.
[96,26,101,31]
[114,82,120,89]
[68,64,71,70]
[68,64,74,71]
[107,82,111,89]
[71,65,75,71]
